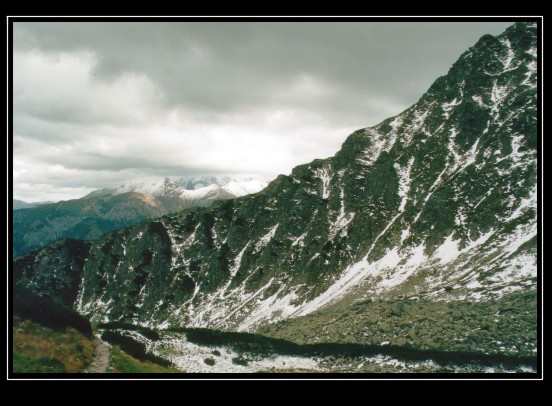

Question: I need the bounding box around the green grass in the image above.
[12,317,95,373]
[13,353,67,373]
[108,346,181,373]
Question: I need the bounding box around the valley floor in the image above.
[99,328,537,374]
[258,289,538,358]
[12,289,538,375]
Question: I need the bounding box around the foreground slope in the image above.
[15,23,537,337]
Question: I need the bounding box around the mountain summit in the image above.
[15,23,537,344]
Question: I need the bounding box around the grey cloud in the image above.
[13,21,514,202]
[41,152,220,174]
[14,22,513,116]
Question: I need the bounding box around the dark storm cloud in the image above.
[14,22,512,116]
[13,21,513,201]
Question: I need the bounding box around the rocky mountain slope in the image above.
[12,177,267,257]
[14,23,538,351]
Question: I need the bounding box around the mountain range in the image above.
[12,177,267,257]
[13,22,538,363]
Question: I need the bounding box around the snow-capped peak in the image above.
[92,176,268,202]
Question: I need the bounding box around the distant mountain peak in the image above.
[86,176,268,200]
[12,199,53,210]
[13,176,268,256]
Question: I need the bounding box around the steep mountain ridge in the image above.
[14,23,538,339]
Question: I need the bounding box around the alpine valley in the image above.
[13,22,539,374]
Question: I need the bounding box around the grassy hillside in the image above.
[12,317,181,374]
[12,288,179,374]
[13,317,95,373]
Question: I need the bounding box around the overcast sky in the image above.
[13,21,513,202]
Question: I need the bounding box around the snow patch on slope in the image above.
[328,187,354,240]
[315,167,332,199]
[293,243,429,318]
[254,224,279,253]
[222,180,268,196]
[433,235,461,264]
[146,333,319,373]
[357,128,397,167]
[291,232,307,248]
[394,157,415,212]
[505,185,537,222]
[238,289,301,331]
[499,38,515,71]
[442,98,460,119]
[230,242,250,277]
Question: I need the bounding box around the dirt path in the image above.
[85,336,110,373]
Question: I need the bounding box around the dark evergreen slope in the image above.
[13,193,175,257]
[13,286,93,337]
[14,239,91,307]
[15,23,537,334]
